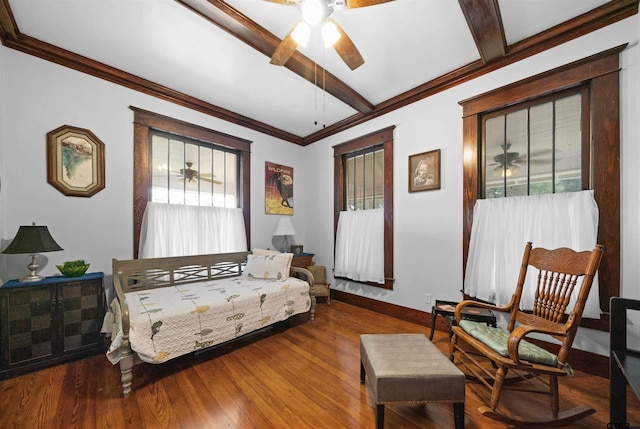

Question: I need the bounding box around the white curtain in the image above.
[464,190,601,319]
[334,208,385,284]
[139,202,247,258]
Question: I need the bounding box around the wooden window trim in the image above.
[131,107,252,258]
[460,46,624,331]
[333,126,395,290]
[480,85,590,197]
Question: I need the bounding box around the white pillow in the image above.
[252,248,280,256]
[244,253,293,280]
[252,248,293,275]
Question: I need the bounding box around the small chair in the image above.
[305,265,330,305]
[449,242,603,427]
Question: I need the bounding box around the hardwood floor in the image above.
[1,300,638,428]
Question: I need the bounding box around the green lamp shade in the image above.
[2,224,63,254]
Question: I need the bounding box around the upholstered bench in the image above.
[360,333,465,429]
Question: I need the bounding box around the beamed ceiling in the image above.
[0,0,637,145]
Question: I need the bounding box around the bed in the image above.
[104,251,315,397]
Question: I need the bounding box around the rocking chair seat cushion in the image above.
[459,320,558,367]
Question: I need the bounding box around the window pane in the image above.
[354,154,364,210]
[555,94,582,192]
[169,138,185,205]
[213,149,225,206]
[483,89,584,199]
[364,152,374,209]
[344,148,384,211]
[485,116,505,198]
[529,102,553,195]
[224,152,238,208]
[374,150,384,209]
[504,109,528,197]
[150,132,239,208]
[151,135,169,203]
[346,157,354,210]
[199,146,213,206]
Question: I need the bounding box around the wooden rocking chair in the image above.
[449,242,604,427]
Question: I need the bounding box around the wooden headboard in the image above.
[112,251,249,294]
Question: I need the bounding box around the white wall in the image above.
[0,44,6,284]
[0,15,638,356]
[0,48,307,301]
[303,16,640,355]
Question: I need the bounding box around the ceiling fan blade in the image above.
[345,0,394,9]
[270,25,299,66]
[264,0,300,4]
[199,176,223,184]
[329,18,364,70]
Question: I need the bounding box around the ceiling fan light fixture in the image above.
[321,21,341,47]
[291,21,311,47]
[301,0,325,25]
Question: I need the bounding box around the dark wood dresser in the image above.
[291,253,314,268]
[0,272,105,379]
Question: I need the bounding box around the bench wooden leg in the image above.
[376,404,385,429]
[360,360,365,384]
[454,402,465,429]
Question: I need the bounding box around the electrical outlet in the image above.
[424,293,431,304]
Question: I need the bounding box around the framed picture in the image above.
[265,161,293,215]
[290,244,304,255]
[47,125,105,197]
[408,149,441,192]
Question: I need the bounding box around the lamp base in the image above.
[20,273,45,282]
[20,254,44,282]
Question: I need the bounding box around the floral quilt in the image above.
[106,275,310,364]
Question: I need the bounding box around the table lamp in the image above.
[273,218,296,253]
[2,222,63,282]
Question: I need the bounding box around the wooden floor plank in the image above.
[0,300,639,428]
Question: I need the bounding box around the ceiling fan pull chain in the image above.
[314,60,318,125]
[322,46,327,128]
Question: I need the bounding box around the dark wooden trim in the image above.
[459,45,626,116]
[175,0,374,115]
[0,32,302,144]
[132,122,151,259]
[458,0,506,63]
[333,127,395,290]
[0,0,18,40]
[332,289,609,377]
[331,289,428,327]
[332,126,395,156]
[460,47,622,330]
[130,107,252,151]
[591,70,620,315]
[131,108,252,258]
[301,1,638,144]
[0,1,635,144]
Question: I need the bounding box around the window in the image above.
[132,107,251,257]
[345,147,384,210]
[334,126,394,290]
[483,87,589,198]
[150,131,239,207]
[461,47,623,329]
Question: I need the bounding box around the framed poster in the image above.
[409,149,441,192]
[265,161,293,215]
[47,125,105,197]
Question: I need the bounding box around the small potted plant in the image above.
[56,260,90,277]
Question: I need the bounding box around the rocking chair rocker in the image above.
[449,242,604,427]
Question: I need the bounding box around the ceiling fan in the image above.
[490,143,553,176]
[175,162,222,184]
[266,0,394,70]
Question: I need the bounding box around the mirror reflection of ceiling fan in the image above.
[174,162,222,184]
[266,0,394,70]
[490,143,553,176]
